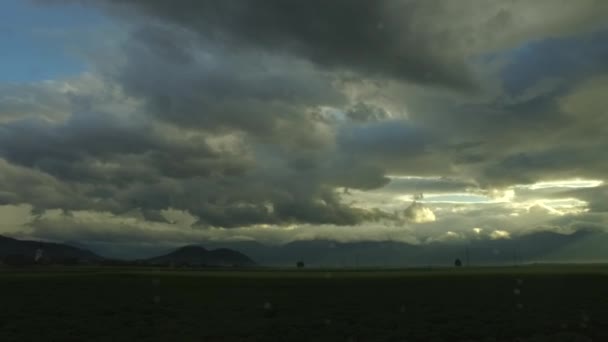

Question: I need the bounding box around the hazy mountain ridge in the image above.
[4,229,607,267]
[0,235,102,263]
[193,229,608,267]
[145,245,256,267]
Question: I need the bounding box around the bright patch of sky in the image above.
[0,0,108,82]
[389,177,601,204]
[519,179,603,190]
[349,176,601,224]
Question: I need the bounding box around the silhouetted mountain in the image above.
[145,245,256,267]
[0,235,102,264]
[194,229,608,267]
[15,229,604,268]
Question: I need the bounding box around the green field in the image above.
[1,266,607,341]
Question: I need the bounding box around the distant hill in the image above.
[190,229,608,267]
[8,229,605,268]
[145,245,256,267]
[0,235,102,264]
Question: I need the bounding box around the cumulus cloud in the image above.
[403,202,436,223]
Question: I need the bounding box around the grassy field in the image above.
[1,266,607,341]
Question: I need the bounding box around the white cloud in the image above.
[160,208,198,226]
[403,202,436,223]
[521,178,604,190]
[490,230,511,240]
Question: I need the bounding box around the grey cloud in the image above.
[0,106,393,227]
[57,1,608,190]
[0,82,70,122]
[346,103,392,123]
[0,158,96,211]
[383,177,478,194]
[84,0,608,91]
[96,0,476,90]
[6,0,608,240]
[338,120,432,160]
[109,24,346,149]
[552,185,608,213]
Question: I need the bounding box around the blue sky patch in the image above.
[0,0,108,82]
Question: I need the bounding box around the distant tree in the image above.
[454,258,462,267]
[296,261,305,269]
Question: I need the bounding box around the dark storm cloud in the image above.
[109,23,346,149]
[64,0,608,190]
[5,0,608,239]
[0,112,157,166]
[364,17,608,188]
[0,110,249,185]
[0,100,393,227]
[98,0,476,90]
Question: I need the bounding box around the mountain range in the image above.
[145,245,256,267]
[0,235,256,267]
[175,229,608,267]
[3,229,608,267]
[0,235,102,264]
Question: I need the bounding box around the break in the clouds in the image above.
[1,0,608,257]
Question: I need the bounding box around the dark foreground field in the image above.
[1,266,607,341]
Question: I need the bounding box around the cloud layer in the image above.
[1,1,608,255]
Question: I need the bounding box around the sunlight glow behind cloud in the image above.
[522,179,603,190]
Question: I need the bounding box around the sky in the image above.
[1,0,608,258]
